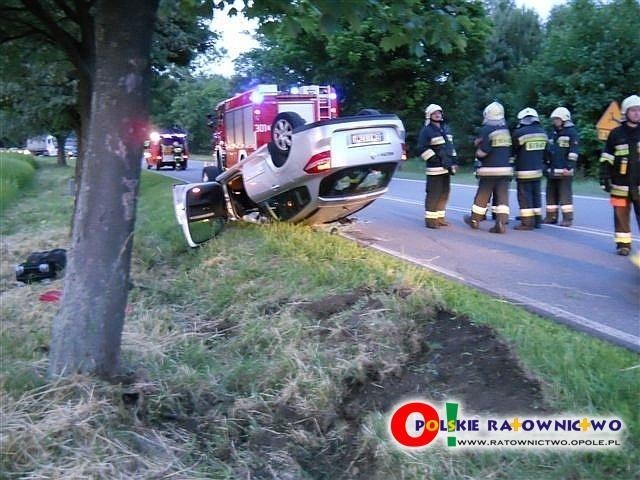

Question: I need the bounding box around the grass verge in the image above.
[0,164,637,479]
[0,151,39,212]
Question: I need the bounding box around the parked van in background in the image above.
[26,135,58,156]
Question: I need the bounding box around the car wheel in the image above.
[270,111,305,157]
[202,166,222,182]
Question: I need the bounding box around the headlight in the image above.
[38,263,50,273]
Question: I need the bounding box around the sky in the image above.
[207,1,567,78]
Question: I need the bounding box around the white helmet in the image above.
[550,107,571,122]
[483,102,504,121]
[621,94,640,115]
[517,107,539,120]
[425,104,443,118]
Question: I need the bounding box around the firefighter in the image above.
[464,102,512,233]
[544,107,579,226]
[417,104,458,228]
[512,107,548,230]
[599,94,640,256]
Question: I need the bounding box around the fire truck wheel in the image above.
[270,112,305,156]
[203,166,222,182]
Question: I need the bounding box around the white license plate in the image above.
[351,132,383,144]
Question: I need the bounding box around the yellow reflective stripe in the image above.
[421,149,435,160]
[437,210,446,218]
[546,205,559,211]
[614,144,629,155]
[426,167,448,175]
[472,204,487,215]
[516,169,543,179]
[568,152,578,161]
[494,205,510,214]
[489,129,512,147]
[518,133,548,145]
[614,232,632,244]
[599,152,614,165]
[552,168,573,176]
[560,205,573,212]
[446,134,454,142]
[430,136,446,145]
[611,185,629,196]
[477,166,513,176]
[558,136,570,147]
[425,211,439,219]
[519,208,536,217]
[533,208,542,215]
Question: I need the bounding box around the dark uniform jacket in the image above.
[475,123,513,177]
[546,122,579,178]
[599,122,640,201]
[417,122,458,176]
[512,123,548,181]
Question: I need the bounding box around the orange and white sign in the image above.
[596,101,622,141]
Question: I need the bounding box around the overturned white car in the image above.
[173,111,406,247]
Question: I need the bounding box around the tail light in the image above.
[304,150,332,174]
[401,143,407,161]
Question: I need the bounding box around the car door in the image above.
[172,182,227,247]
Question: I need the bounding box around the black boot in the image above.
[534,215,543,229]
[514,216,534,230]
[464,212,484,229]
[616,244,631,256]
[425,218,440,229]
[489,213,508,234]
[560,211,573,227]
[543,211,558,224]
[438,217,449,227]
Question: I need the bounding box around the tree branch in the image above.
[20,0,82,68]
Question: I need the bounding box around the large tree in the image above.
[0,0,468,378]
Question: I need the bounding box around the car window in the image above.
[262,186,311,221]
[319,162,396,198]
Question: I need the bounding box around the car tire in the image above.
[270,111,305,161]
[202,166,222,183]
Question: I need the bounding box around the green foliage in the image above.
[235,0,491,154]
[151,75,231,152]
[0,152,36,212]
[516,0,640,173]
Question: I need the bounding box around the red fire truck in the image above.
[205,84,339,179]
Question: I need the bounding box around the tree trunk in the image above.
[48,0,158,378]
[54,134,67,166]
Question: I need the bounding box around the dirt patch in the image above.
[339,310,548,421]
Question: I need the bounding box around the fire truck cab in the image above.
[204,84,339,180]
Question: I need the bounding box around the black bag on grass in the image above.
[15,249,67,283]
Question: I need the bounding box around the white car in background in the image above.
[173,110,406,247]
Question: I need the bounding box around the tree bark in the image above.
[48,0,158,378]
[54,133,67,166]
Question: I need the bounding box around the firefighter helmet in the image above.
[483,102,504,121]
[425,104,443,118]
[517,107,539,121]
[550,107,571,122]
[621,94,640,115]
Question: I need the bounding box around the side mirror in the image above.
[172,182,227,247]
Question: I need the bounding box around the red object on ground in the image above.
[39,290,63,302]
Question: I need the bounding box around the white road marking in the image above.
[341,232,640,351]
[394,177,608,201]
[379,195,640,242]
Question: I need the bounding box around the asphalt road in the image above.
[154,160,640,351]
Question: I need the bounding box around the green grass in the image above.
[398,157,608,197]
[1,164,637,479]
[0,151,39,212]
